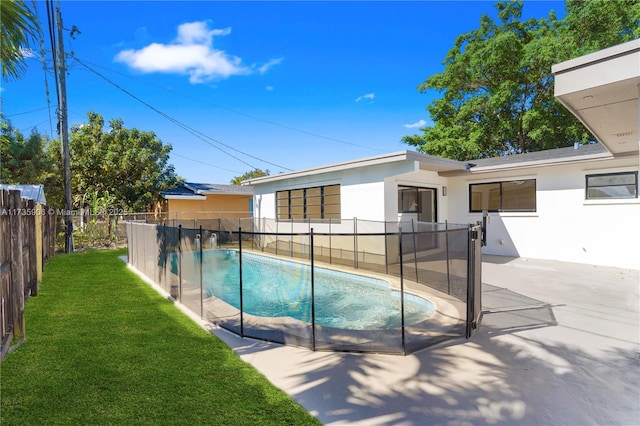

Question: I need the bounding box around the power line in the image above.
[45,0,59,124]
[72,56,293,172]
[4,106,53,117]
[32,0,55,138]
[170,152,243,174]
[76,59,386,153]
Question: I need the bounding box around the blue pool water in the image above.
[194,250,435,330]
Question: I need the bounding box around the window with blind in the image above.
[276,184,341,220]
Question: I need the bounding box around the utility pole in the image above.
[55,2,73,253]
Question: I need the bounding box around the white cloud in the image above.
[115,21,250,83]
[355,92,375,103]
[265,85,274,91]
[404,119,427,129]
[257,58,284,74]
[20,48,36,58]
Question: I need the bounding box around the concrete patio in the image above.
[205,255,639,425]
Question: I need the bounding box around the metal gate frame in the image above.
[466,224,483,338]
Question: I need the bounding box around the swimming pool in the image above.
[196,250,435,330]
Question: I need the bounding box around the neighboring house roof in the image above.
[0,184,47,204]
[161,182,253,200]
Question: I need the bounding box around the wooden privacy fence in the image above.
[1,189,57,360]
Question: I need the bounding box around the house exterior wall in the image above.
[249,149,639,269]
[252,160,417,224]
[446,155,640,269]
[249,161,453,261]
[167,194,252,220]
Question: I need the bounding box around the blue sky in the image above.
[2,1,565,184]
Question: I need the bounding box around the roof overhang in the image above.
[162,195,206,200]
[243,150,467,185]
[552,39,640,156]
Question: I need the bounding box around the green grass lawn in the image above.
[0,249,321,425]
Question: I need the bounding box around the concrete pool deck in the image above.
[126,254,639,424]
[203,255,639,425]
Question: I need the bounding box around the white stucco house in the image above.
[244,39,640,270]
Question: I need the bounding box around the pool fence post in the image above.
[290,219,293,258]
[399,226,406,355]
[130,221,135,268]
[411,219,418,283]
[131,222,136,268]
[384,220,389,275]
[138,222,141,269]
[353,217,358,269]
[239,227,244,338]
[310,228,316,351]
[275,219,279,256]
[163,224,167,289]
[328,218,333,265]
[141,223,146,275]
[199,225,204,318]
[445,221,451,295]
[466,224,473,339]
[307,218,311,260]
[178,225,182,302]
[251,218,255,251]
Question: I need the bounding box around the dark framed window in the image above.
[398,186,437,222]
[276,184,340,220]
[470,179,536,212]
[586,172,638,199]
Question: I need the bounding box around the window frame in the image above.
[469,179,537,213]
[276,184,341,221]
[397,185,438,222]
[585,171,638,200]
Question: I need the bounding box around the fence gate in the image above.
[466,224,483,338]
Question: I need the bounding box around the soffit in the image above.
[553,39,640,155]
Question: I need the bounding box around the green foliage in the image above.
[73,189,118,247]
[0,122,63,207]
[71,111,182,211]
[230,168,270,185]
[1,113,182,212]
[1,0,39,80]
[403,0,640,160]
[562,0,640,55]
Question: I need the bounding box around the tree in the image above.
[1,0,39,80]
[403,0,640,160]
[230,168,270,185]
[0,123,63,207]
[561,0,640,56]
[70,112,182,211]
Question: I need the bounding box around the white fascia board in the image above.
[244,150,467,185]
[200,190,252,196]
[466,152,614,174]
[162,195,206,200]
[552,39,640,78]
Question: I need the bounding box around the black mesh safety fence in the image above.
[126,218,482,355]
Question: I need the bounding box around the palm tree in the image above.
[1,0,39,80]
